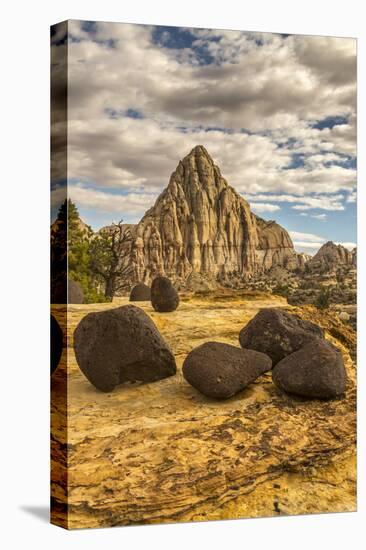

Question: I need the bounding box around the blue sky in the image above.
[51,21,357,254]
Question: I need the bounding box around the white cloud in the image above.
[50,22,356,234]
[346,190,357,203]
[289,231,325,243]
[68,183,155,217]
[310,213,327,221]
[245,193,345,211]
[248,203,281,213]
[292,241,325,252]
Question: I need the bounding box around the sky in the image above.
[51,21,357,255]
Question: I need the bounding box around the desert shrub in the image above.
[299,279,321,291]
[314,286,331,310]
[272,284,290,298]
[336,269,346,283]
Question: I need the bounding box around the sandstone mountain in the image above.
[295,252,312,271]
[127,145,300,284]
[306,241,355,273]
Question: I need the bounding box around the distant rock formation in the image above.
[296,252,312,272]
[255,217,298,271]
[306,241,355,273]
[352,248,357,267]
[127,145,299,284]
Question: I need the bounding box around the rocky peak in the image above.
[306,241,354,272]
[162,145,233,220]
[127,146,299,285]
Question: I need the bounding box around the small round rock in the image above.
[182,341,272,399]
[51,314,63,374]
[129,283,151,301]
[151,276,179,312]
[239,308,324,365]
[272,339,346,399]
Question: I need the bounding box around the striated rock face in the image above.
[296,252,312,271]
[352,247,357,267]
[255,217,298,271]
[306,241,354,272]
[128,146,298,284]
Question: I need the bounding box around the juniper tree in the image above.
[89,220,133,301]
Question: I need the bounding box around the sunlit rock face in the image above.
[296,252,312,272]
[306,241,355,273]
[128,145,299,284]
[254,217,298,272]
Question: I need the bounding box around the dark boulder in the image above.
[182,341,272,399]
[51,314,63,374]
[151,276,179,312]
[239,308,324,365]
[129,283,151,301]
[272,339,346,399]
[74,305,176,392]
[68,279,84,304]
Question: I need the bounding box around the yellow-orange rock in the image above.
[51,292,356,529]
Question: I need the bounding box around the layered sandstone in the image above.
[129,146,298,284]
[51,293,356,528]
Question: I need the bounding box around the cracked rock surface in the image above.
[51,291,356,529]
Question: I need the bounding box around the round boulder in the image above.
[151,276,179,312]
[74,305,176,392]
[68,279,84,304]
[129,283,151,301]
[239,308,324,365]
[51,314,63,374]
[182,341,272,399]
[272,339,346,399]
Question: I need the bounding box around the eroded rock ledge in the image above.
[51,293,356,528]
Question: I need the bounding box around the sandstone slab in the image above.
[51,294,356,528]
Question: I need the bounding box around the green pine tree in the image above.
[51,198,107,303]
[66,199,107,303]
